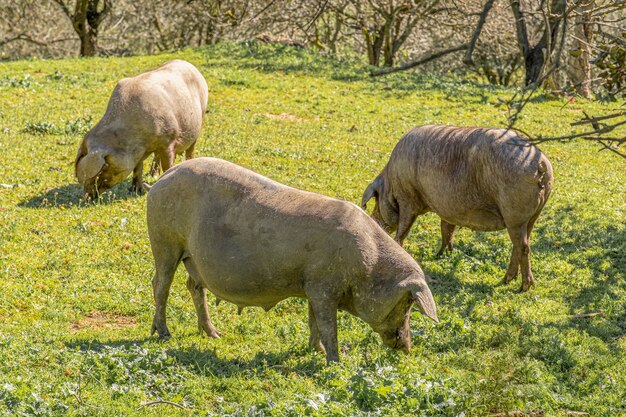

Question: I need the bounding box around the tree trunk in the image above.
[383,25,393,66]
[510,0,567,86]
[383,14,394,67]
[568,0,594,98]
[53,0,110,57]
[524,44,547,86]
[80,27,97,56]
[363,27,383,66]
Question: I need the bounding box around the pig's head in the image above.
[361,176,399,233]
[366,278,438,354]
[75,139,134,198]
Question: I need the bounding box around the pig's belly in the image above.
[436,207,506,231]
[185,246,307,308]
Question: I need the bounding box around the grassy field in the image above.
[0,42,624,416]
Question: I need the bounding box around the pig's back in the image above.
[147,158,379,301]
[389,125,551,229]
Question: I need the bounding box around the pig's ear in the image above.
[361,176,382,209]
[76,151,107,186]
[74,141,88,178]
[411,282,438,323]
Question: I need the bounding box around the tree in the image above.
[509,0,568,86]
[331,0,441,67]
[53,0,112,57]
[529,110,626,159]
[567,0,594,98]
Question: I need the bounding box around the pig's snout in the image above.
[380,326,411,354]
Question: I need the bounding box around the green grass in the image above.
[0,42,624,416]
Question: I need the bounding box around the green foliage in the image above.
[0,42,624,416]
[0,73,40,89]
[24,116,94,136]
[594,43,626,100]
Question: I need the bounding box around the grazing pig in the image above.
[147,157,438,363]
[362,125,553,292]
[75,59,208,197]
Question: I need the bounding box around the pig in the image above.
[147,157,438,363]
[75,59,208,197]
[361,125,553,292]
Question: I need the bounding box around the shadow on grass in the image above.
[532,211,626,345]
[531,206,626,317]
[200,41,549,104]
[167,345,324,377]
[414,229,514,318]
[18,181,142,208]
[64,337,324,377]
[415,206,625,349]
[202,41,363,82]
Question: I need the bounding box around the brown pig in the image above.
[147,157,438,363]
[75,59,208,197]
[362,125,553,292]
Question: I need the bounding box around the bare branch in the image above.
[139,400,188,410]
[371,43,469,76]
[464,0,496,65]
[596,27,626,47]
[0,33,48,47]
[304,0,330,33]
[52,0,72,18]
[248,0,278,22]
[528,110,626,159]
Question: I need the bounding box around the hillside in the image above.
[0,42,624,416]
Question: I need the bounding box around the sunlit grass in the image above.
[0,42,624,416]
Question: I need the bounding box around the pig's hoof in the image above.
[308,335,325,353]
[129,183,148,195]
[325,353,340,363]
[519,280,534,293]
[309,340,325,353]
[500,273,516,286]
[151,322,171,339]
[199,322,220,338]
[154,330,171,340]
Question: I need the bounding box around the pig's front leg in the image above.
[308,297,339,363]
[307,301,325,353]
[130,158,148,194]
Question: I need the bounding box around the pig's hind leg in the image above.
[151,244,183,338]
[148,154,161,177]
[184,140,196,160]
[183,258,220,338]
[437,220,456,257]
[502,221,534,292]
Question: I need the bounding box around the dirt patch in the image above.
[70,311,137,333]
[265,113,319,122]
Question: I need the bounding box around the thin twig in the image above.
[305,0,330,33]
[464,0,496,65]
[490,411,545,417]
[139,399,188,410]
[248,0,278,22]
[571,311,605,319]
[370,43,469,76]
